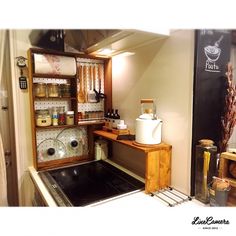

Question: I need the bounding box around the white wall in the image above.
[112,30,195,194]
[9,30,33,205]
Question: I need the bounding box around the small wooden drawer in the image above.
[219,152,236,187]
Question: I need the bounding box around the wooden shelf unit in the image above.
[93,130,172,193]
[28,48,112,171]
[219,152,236,206]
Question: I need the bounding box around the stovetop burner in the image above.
[39,160,144,206]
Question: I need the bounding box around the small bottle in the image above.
[52,107,58,126]
[105,109,111,128]
[66,111,74,125]
[114,109,120,119]
[105,109,111,118]
[110,109,115,129]
[58,107,65,125]
[113,109,120,128]
[110,109,114,119]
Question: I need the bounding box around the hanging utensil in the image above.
[87,64,97,103]
[93,64,100,102]
[83,65,88,103]
[98,64,106,100]
[77,65,85,103]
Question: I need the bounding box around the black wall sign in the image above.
[191,30,231,196]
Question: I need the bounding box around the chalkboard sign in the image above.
[191,30,231,195]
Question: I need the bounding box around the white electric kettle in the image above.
[135,99,162,145]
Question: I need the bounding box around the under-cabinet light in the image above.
[96,48,116,56]
[114,51,135,57]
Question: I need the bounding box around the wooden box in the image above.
[219,152,236,206]
[219,152,236,185]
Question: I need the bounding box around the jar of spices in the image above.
[60,83,71,97]
[58,107,66,125]
[52,107,59,126]
[48,83,59,97]
[35,83,46,98]
[66,111,74,125]
[35,109,51,127]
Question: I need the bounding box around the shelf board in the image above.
[78,120,105,126]
[37,155,93,171]
[33,73,75,79]
[36,124,77,130]
[93,130,171,153]
[34,97,77,101]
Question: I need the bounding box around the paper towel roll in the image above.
[34,53,76,76]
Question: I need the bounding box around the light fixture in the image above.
[114,51,135,57]
[96,48,116,56]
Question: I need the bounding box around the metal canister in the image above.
[195,139,217,204]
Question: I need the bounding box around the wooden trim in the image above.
[29,47,112,60]
[221,152,236,161]
[29,47,77,57]
[104,58,112,112]
[37,155,93,171]
[28,49,38,169]
[32,73,75,79]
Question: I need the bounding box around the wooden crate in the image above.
[219,152,236,186]
[219,152,236,206]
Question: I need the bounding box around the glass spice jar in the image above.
[35,109,51,127]
[35,83,46,98]
[48,83,59,97]
[58,107,66,125]
[52,107,59,126]
[66,111,74,125]
[60,83,71,97]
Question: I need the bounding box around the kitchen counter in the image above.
[29,166,57,206]
[28,165,204,207]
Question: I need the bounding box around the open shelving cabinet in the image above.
[28,48,112,171]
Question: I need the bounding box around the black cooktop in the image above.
[39,160,144,206]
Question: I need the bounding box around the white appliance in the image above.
[135,99,162,145]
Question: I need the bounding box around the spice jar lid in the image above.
[35,109,50,115]
[199,139,214,147]
[66,111,74,115]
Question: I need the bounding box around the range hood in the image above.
[29,29,169,57]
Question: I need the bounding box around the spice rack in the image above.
[28,48,112,170]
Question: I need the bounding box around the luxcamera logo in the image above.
[192,216,230,230]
